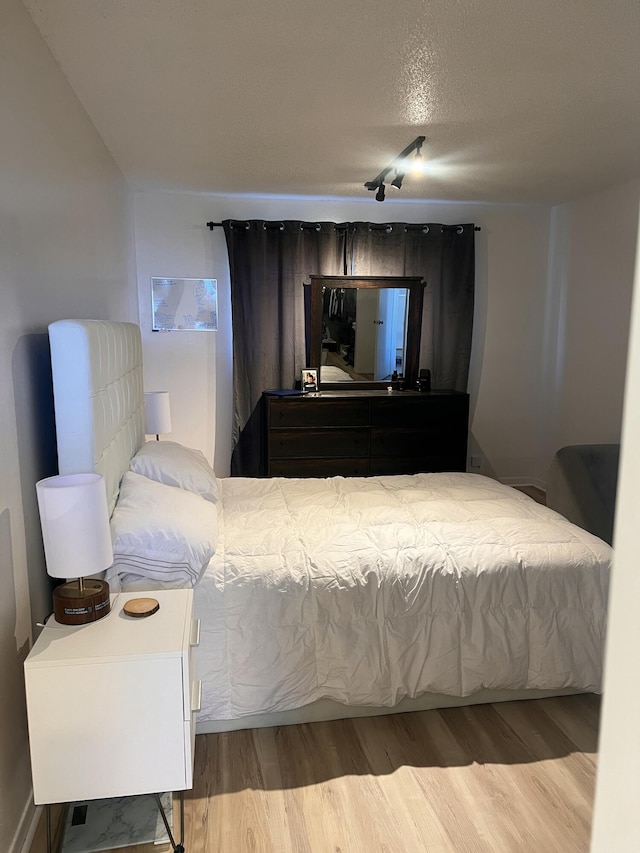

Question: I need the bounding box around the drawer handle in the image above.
[190,619,201,647]
[191,680,202,713]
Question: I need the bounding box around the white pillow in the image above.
[109,471,218,586]
[129,440,219,504]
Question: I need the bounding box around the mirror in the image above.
[309,276,424,389]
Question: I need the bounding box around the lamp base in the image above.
[52,579,110,625]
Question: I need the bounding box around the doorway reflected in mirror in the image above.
[309,276,424,389]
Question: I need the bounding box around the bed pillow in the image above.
[109,471,218,586]
[129,440,219,504]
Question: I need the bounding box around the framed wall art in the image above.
[152,277,218,331]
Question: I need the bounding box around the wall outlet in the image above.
[470,455,482,468]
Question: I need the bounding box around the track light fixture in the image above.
[364,136,425,201]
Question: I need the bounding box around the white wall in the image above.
[133,194,233,472]
[469,205,551,485]
[591,206,640,851]
[133,191,552,480]
[540,181,640,474]
[0,1,134,850]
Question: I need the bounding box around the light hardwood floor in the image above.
[30,693,599,853]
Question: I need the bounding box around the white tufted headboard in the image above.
[48,319,146,515]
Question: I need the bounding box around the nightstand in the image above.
[24,589,200,852]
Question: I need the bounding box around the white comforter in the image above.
[194,473,610,723]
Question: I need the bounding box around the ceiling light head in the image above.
[364,136,425,200]
[411,145,426,175]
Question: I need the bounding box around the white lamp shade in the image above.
[144,391,172,435]
[36,473,113,580]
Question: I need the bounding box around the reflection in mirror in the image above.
[309,276,424,389]
[320,287,409,382]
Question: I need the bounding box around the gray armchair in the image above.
[546,444,620,545]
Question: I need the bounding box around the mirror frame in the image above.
[309,275,425,390]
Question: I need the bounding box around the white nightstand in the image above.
[24,589,200,852]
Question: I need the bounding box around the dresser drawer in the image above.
[370,425,466,457]
[370,394,469,427]
[263,390,469,479]
[269,398,369,427]
[271,458,370,477]
[370,454,466,475]
[270,427,369,458]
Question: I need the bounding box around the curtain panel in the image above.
[223,220,345,476]
[223,219,475,476]
[348,223,475,390]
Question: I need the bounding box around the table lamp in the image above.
[36,472,113,625]
[144,391,172,440]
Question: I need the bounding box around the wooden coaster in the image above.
[123,597,160,618]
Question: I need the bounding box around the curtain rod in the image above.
[206,221,481,231]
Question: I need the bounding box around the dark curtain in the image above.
[349,223,475,391]
[223,219,475,476]
[223,220,345,476]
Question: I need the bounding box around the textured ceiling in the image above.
[23,0,640,204]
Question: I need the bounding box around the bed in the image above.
[48,319,611,734]
[319,365,354,381]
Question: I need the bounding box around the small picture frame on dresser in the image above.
[301,368,318,393]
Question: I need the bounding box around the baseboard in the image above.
[10,792,38,853]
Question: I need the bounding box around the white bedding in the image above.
[192,472,610,724]
[320,365,354,381]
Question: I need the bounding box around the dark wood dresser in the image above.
[264,390,469,478]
